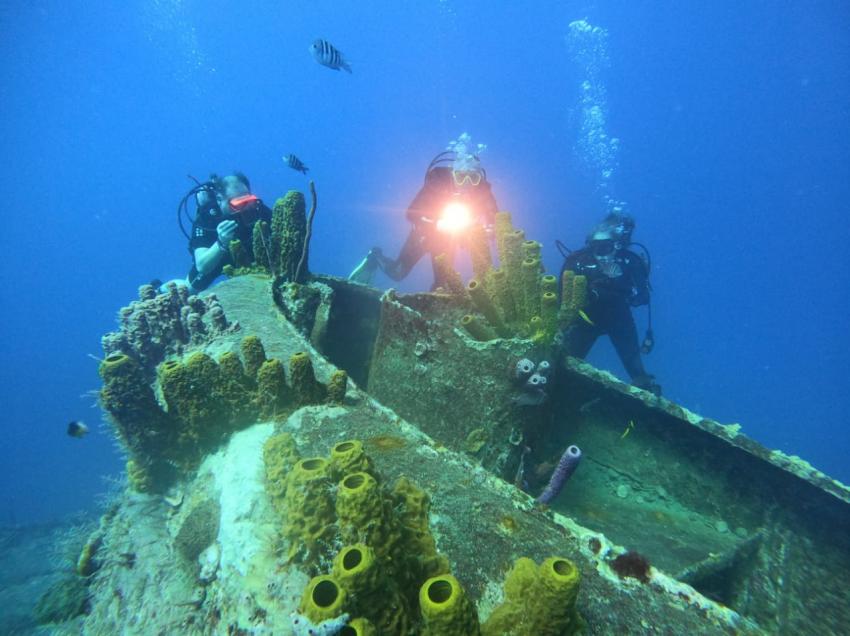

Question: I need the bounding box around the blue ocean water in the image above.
[0,1,847,525]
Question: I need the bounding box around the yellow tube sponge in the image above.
[335,472,393,552]
[433,253,466,295]
[252,220,271,270]
[467,279,508,337]
[461,314,497,342]
[240,335,267,382]
[558,271,588,327]
[468,223,493,280]
[327,369,348,405]
[290,351,327,406]
[493,211,514,263]
[522,239,542,263]
[256,359,292,419]
[419,575,481,636]
[283,458,335,560]
[540,274,558,296]
[330,440,375,482]
[502,229,525,320]
[157,353,227,454]
[333,544,379,599]
[333,544,410,635]
[481,557,582,636]
[540,291,559,344]
[487,268,517,322]
[299,575,348,624]
[391,477,449,585]
[218,351,256,424]
[263,432,300,514]
[343,618,377,636]
[99,353,171,453]
[521,257,541,321]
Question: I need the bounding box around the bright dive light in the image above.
[436,202,472,234]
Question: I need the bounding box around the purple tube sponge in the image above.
[536,445,582,504]
[515,358,535,381]
[525,373,547,390]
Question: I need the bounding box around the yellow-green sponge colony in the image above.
[481,556,583,636]
[419,574,481,636]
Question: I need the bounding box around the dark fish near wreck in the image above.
[283,154,309,174]
[67,420,89,438]
[309,38,352,73]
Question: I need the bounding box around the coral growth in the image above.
[610,550,652,584]
[101,283,235,374]
[99,335,340,492]
[449,212,588,344]
[266,439,462,634]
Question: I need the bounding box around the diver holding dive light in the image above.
[349,133,499,290]
[165,173,272,294]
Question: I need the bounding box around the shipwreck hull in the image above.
[68,275,849,635]
[313,277,850,634]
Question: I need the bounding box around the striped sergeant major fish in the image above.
[283,154,309,174]
[309,39,352,73]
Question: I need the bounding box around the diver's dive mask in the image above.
[452,169,482,188]
[227,193,262,225]
[590,239,618,258]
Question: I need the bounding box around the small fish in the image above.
[67,421,89,438]
[578,309,594,326]
[309,39,352,73]
[620,419,635,440]
[283,154,309,174]
[512,389,548,407]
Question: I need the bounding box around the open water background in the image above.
[1,1,848,524]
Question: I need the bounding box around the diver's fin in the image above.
[349,254,378,285]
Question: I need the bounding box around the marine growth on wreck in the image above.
[40,189,850,635]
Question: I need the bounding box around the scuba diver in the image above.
[164,172,273,294]
[559,212,661,396]
[349,133,499,290]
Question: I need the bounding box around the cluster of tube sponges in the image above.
[223,190,310,282]
[101,283,232,373]
[266,437,583,635]
[445,212,587,345]
[98,335,346,493]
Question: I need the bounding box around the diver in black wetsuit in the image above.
[159,173,273,294]
[560,213,661,396]
[349,133,499,290]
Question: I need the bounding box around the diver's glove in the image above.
[216,219,238,249]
